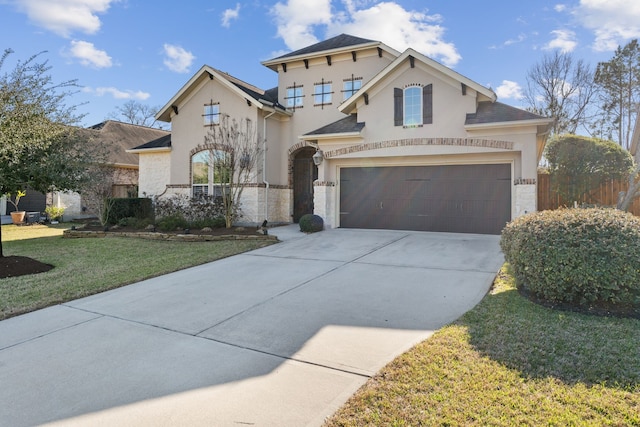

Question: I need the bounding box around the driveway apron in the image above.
[0,227,503,427]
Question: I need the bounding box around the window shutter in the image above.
[394,88,403,126]
[423,84,433,124]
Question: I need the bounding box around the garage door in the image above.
[339,164,511,234]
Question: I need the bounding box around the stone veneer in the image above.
[514,179,537,218]
[313,181,337,228]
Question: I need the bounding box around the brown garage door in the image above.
[339,164,511,234]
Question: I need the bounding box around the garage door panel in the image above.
[340,164,511,234]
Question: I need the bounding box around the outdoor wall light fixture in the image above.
[312,149,324,166]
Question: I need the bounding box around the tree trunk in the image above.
[617,165,640,211]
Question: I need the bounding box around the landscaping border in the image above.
[63,229,278,242]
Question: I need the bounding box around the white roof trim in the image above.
[126,147,171,154]
[465,118,554,131]
[339,48,497,114]
[156,66,265,122]
[299,131,363,141]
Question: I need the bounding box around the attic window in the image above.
[203,102,220,126]
[285,83,304,111]
[342,75,362,100]
[314,79,333,108]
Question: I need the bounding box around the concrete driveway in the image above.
[0,226,503,427]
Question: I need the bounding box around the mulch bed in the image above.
[0,256,54,279]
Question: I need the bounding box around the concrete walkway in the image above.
[0,226,503,426]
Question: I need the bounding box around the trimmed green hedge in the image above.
[500,208,640,308]
[106,198,153,224]
[299,214,324,233]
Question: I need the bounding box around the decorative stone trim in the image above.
[313,181,336,187]
[287,140,317,156]
[514,178,537,185]
[324,137,514,158]
[63,229,278,242]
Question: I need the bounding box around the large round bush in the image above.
[500,208,640,309]
[299,214,324,233]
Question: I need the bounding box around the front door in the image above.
[293,147,318,222]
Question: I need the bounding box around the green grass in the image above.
[325,266,640,426]
[0,223,274,320]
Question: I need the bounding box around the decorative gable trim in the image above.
[324,137,514,158]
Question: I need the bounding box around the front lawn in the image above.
[0,223,273,320]
[325,266,640,426]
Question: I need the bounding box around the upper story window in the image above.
[404,86,422,126]
[204,102,220,126]
[314,79,333,108]
[343,76,362,100]
[394,84,433,127]
[285,83,304,110]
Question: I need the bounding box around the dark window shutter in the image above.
[394,87,403,126]
[423,84,433,124]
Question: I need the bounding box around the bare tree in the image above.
[202,115,261,228]
[111,100,160,128]
[80,164,117,227]
[524,50,597,135]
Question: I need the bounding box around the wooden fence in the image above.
[537,174,640,216]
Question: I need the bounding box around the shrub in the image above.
[299,214,324,233]
[154,194,228,224]
[106,198,153,224]
[157,213,189,232]
[500,208,640,308]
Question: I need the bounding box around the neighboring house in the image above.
[53,120,169,219]
[130,34,552,234]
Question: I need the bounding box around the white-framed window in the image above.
[192,149,230,197]
[314,80,332,107]
[285,84,304,110]
[343,77,362,100]
[403,86,422,126]
[204,103,220,126]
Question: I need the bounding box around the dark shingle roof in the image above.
[305,115,365,136]
[272,34,377,61]
[131,134,171,150]
[465,102,548,125]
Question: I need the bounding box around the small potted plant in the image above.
[7,190,26,224]
[45,205,65,224]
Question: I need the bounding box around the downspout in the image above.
[262,110,276,222]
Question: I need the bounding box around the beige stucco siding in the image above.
[168,78,263,188]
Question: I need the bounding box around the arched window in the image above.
[192,149,230,197]
[403,86,422,126]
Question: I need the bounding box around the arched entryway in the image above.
[292,147,318,222]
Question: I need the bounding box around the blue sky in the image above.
[1,0,639,128]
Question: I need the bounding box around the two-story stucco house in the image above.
[130,34,552,234]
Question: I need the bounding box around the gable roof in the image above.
[465,102,549,126]
[339,48,497,115]
[302,115,365,140]
[262,33,399,71]
[156,65,288,122]
[86,121,170,166]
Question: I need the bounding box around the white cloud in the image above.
[84,86,150,100]
[162,44,195,73]
[544,29,577,53]
[68,40,112,68]
[573,0,640,51]
[14,0,116,37]
[222,3,241,28]
[271,0,333,50]
[554,4,567,12]
[270,0,461,67]
[495,80,524,100]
